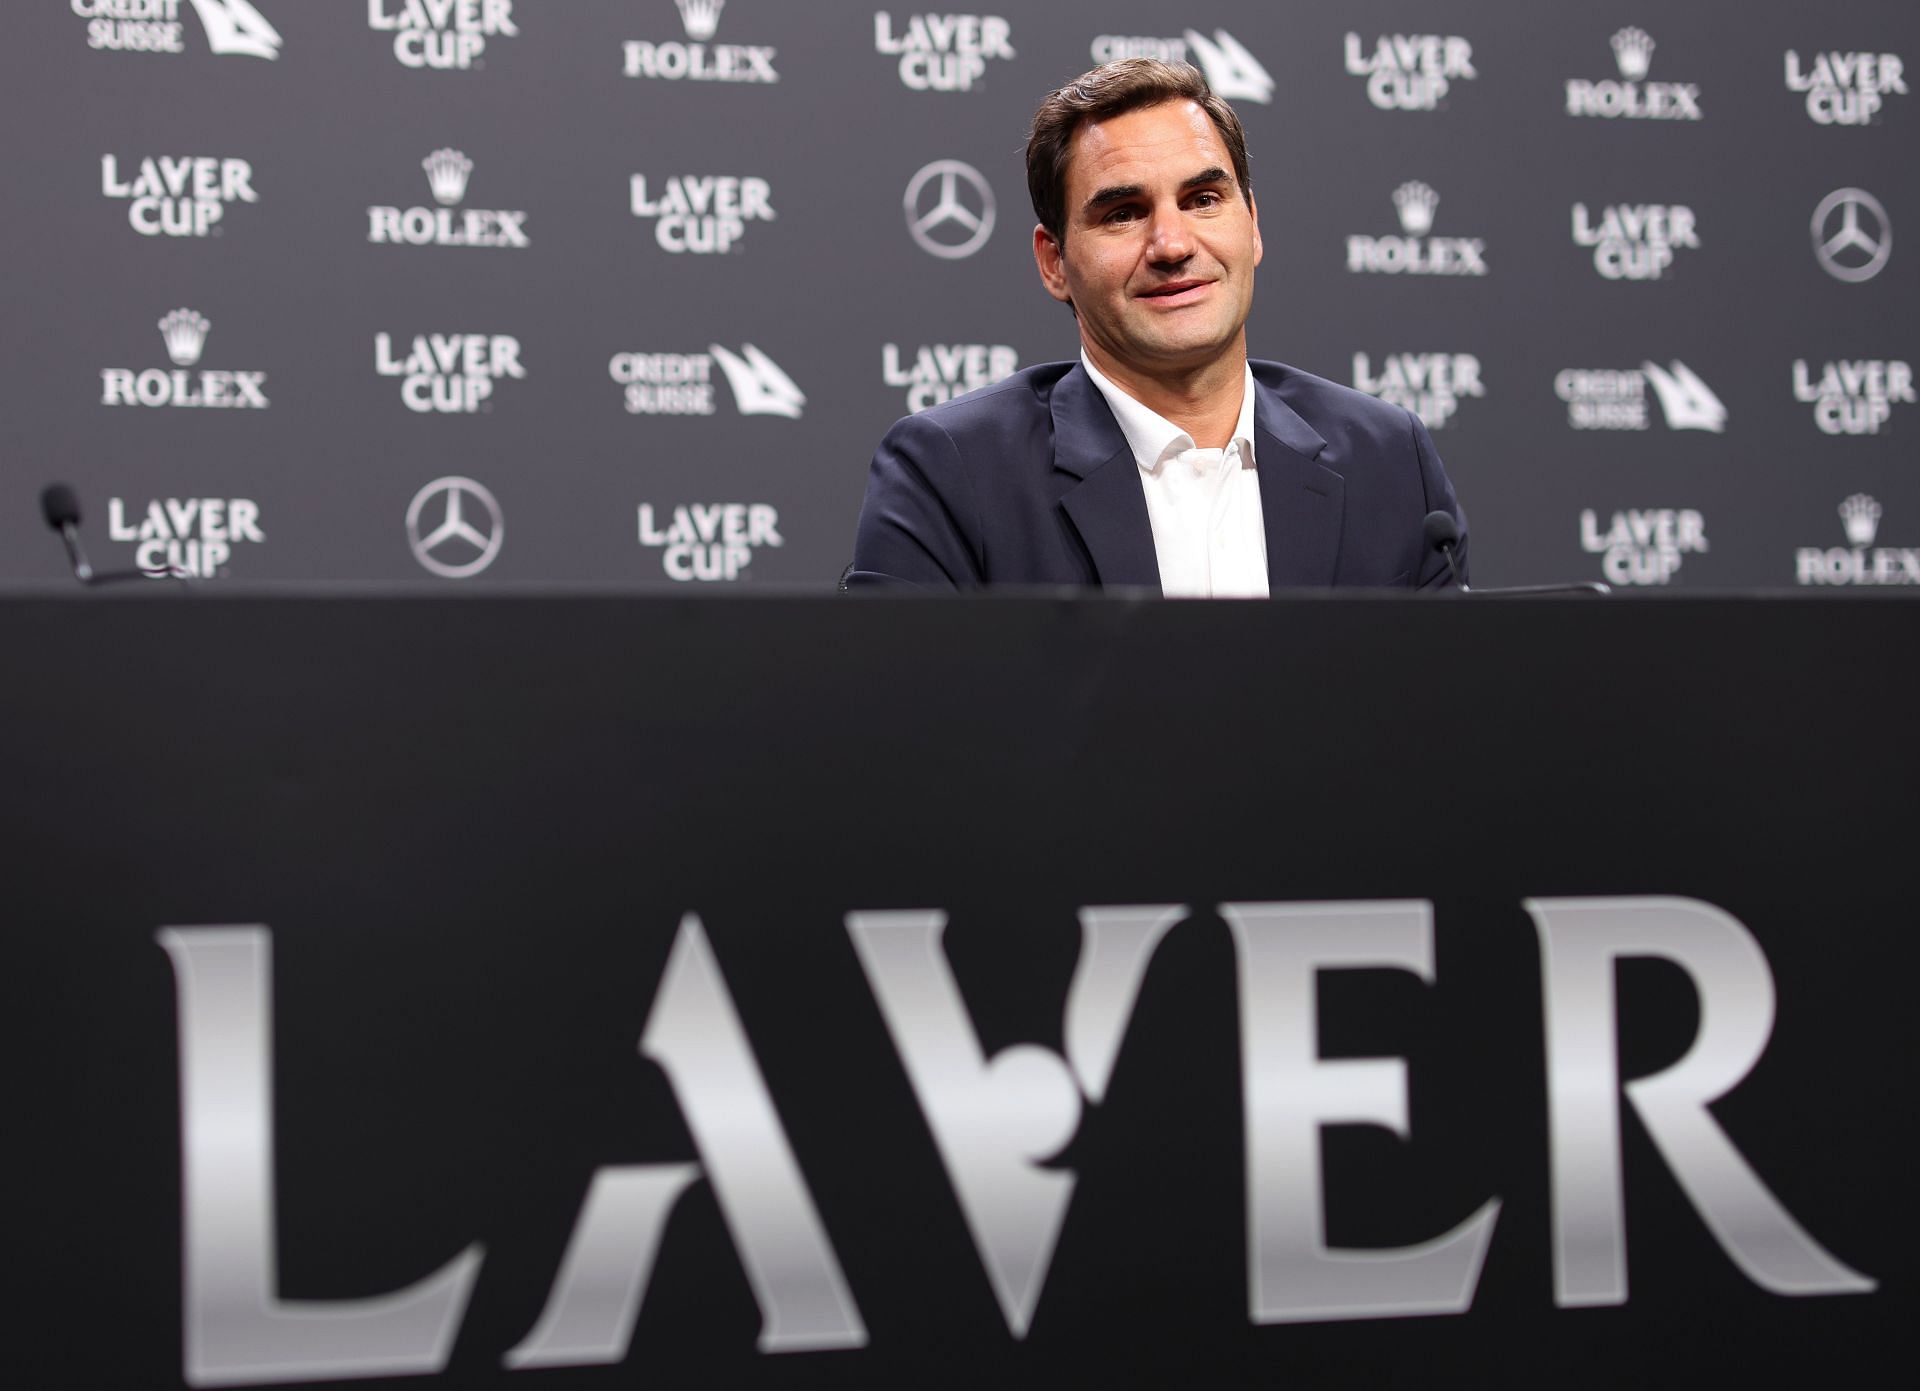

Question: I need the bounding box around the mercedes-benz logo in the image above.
[904,159,995,260]
[1812,188,1891,283]
[406,476,503,579]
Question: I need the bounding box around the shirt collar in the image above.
[1080,352,1258,475]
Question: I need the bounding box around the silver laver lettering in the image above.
[158,896,1872,1383]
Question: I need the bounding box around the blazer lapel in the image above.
[1253,379,1345,588]
[1050,365,1162,590]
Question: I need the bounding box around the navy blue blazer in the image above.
[849,360,1467,591]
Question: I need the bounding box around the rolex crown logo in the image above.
[158,308,211,367]
[1839,493,1882,547]
[1392,181,1439,236]
[1611,27,1655,81]
[422,148,474,207]
[675,0,725,42]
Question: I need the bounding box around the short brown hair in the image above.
[1026,58,1254,245]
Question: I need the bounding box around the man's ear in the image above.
[1249,192,1263,268]
[1033,223,1073,304]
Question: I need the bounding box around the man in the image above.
[849,58,1467,594]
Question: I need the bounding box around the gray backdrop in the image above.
[2,1,1914,589]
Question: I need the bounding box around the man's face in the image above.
[1034,98,1262,383]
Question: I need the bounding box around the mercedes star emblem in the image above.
[904,158,996,260]
[406,476,504,579]
[1812,188,1891,283]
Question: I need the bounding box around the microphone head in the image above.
[1422,509,1459,550]
[41,483,82,531]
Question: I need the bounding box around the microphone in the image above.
[39,483,192,586]
[41,483,94,583]
[1421,509,1610,597]
[1423,510,1466,589]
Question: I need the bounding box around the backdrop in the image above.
[2,1,1914,589]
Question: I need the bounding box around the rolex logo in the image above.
[1840,493,1882,547]
[1610,27,1655,81]
[158,308,210,367]
[676,0,725,41]
[422,148,474,206]
[1392,180,1439,236]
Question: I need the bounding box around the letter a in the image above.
[506,915,864,1368]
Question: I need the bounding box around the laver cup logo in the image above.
[101,309,269,409]
[1572,203,1699,280]
[368,149,529,249]
[624,0,779,84]
[629,174,774,253]
[101,154,256,237]
[74,0,281,59]
[1343,31,1476,111]
[368,0,517,71]
[375,333,525,414]
[883,341,1017,412]
[1351,352,1484,429]
[1580,507,1709,585]
[638,502,784,580]
[107,495,262,577]
[873,12,1014,92]
[1792,359,1913,434]
[1785,49,1906,125]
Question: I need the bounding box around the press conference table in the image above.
[5,591,1911,1389]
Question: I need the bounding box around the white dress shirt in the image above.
[1080,354,1269,598]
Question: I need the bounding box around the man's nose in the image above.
[1146,203,1193,263]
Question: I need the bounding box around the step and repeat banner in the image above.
[1,1,1914,590]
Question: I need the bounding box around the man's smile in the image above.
[1135,277,1215,305]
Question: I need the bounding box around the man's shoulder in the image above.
[1251,358,1410,433]
[893,361,1076,442]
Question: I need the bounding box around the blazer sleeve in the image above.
[847,411,985,590]
[1410,409,1469,590]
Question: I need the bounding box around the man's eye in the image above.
[1104,206,1140,224]
[1190,191,1222,210]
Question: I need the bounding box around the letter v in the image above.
[847,905,1184,1337]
